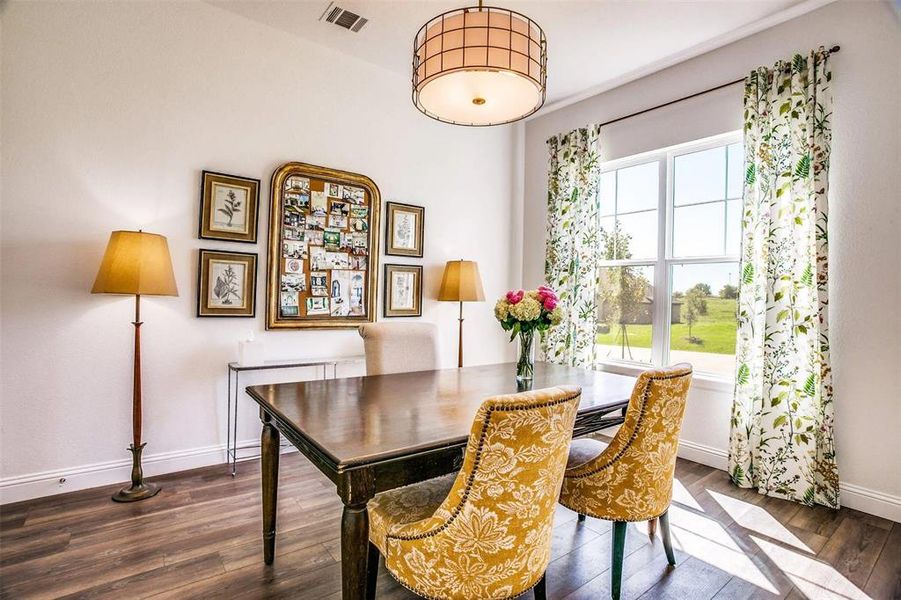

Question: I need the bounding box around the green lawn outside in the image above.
[596,297,737,355]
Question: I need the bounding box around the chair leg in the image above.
[533,573,547,600]
[577,513,586,523]
[659,509,676,567]
[647,517,658,539]
[366,542,380,600]
[611,521,627,600]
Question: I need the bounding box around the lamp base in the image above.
[112,482,160,503]
[111,442,160,503]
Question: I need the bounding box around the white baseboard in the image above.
[4,436,900,524]
[839,482,901,523]
[0,440,265,505]
[678,439,729,470]
[676,439,901,523]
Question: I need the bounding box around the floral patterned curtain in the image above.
[543,125,602,368]
[729,48,839,508]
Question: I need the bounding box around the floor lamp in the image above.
[91,230,178,502]
[438,260,485,368]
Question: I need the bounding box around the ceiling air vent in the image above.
[320,2,368,32]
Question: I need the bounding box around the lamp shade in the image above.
[438,260,485,302]
[412,5,547,126]
[91,230,178,296]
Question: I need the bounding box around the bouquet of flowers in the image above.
[494,286,564,382]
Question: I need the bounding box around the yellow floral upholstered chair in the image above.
[559,364,692,600]
[366,385,583,600]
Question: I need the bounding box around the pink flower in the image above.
[537,285,558,303]
[543,297,558,311]
[506,289,524,304]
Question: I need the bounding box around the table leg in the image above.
[226,367,233,476]
[341,502,370,600]
[261,414,280,565]
[233,371,240,476]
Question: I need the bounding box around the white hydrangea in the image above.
[509,297,542,322]
[494,299,510,321]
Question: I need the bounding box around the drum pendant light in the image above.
[412,1,547,126]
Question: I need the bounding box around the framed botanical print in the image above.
[385,202,424,257]
[266,162,380,329]
[197,250,257,317]
[384,264,422,317]
[199,171,260,243]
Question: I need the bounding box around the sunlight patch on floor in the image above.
[707,489,812,552]
[668,505,779,593]
[751,536,872,600]
[671,478,704,511]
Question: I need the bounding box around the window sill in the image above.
[594,361,734,393]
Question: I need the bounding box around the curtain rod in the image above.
[598,45,841,129]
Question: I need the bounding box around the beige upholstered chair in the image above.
[558,364,693,600]
[358,322,440,376]
[365,385,583,600]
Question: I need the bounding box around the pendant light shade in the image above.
[412,3,547,126]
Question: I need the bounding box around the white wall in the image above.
[522,1,901,520]
[0,1,517,502]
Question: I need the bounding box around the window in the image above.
[599,162,659,260]
[596,133,742,378]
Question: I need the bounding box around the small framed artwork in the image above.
[384,264,422,317]
[385,202,424,257]
[197,249,258,317]
[199,171,260,243]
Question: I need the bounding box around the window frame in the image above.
[596,130,743,382]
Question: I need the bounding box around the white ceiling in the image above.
[210,0,809,109]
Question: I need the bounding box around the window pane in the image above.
[599,171,616,217]
[596,265,655,364]
[670,263,738,377]
[726,199,742,255]
[599,214,656,261]
[615,211,657,260]
[727,142,744,199]
[673,202,726,257]
[674,147,726,206]
[599,216,617,258]
[616,162,658,213]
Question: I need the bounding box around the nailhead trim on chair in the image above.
[564,370,692,480]
[382,389,581,600]
[388,389,582,543]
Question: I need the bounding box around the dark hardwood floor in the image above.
[1,454,898,599]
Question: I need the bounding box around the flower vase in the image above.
[516,329,535,384]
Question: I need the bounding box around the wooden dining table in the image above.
[245,361,637,600]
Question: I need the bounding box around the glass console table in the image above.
[226,357,364,475]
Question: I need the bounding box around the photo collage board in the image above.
[266,162,380,329]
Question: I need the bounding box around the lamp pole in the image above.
[113,292,159,502]
[133,293,142,450]
[457,297,464,368]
